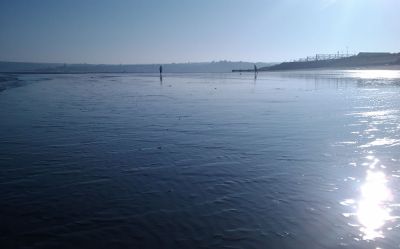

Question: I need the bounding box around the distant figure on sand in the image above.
[159,65,163,83]
[254,64,258,74]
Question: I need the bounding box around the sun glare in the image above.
[357,170,393,240]
[349,70,400,79]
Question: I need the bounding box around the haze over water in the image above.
[0,71,399,248]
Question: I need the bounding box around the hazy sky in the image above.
[0,0,399,64]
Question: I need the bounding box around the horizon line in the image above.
[0,59,278,66]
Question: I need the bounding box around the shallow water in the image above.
[1,71,400,248]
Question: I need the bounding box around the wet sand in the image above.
[1,71,400,248]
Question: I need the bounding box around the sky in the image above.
[0,0,399,64]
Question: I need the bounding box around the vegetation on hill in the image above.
[260,52,400,71]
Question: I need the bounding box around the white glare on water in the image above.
[357,170,393,240]
[348,70,400,79]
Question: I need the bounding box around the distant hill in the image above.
[259,52,400,71]
[0,61,275,73]
[0,61,64,73]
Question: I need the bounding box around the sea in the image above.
[1,70,400,248]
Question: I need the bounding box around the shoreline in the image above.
[258,52,400,72]
[234,65,400,73]
[1,65,400,75]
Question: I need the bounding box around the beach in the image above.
[1,71,400,248]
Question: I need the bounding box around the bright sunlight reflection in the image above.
[357,170,393,240]
[348,70,400,79]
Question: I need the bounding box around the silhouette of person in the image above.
[159,65,163,83]
[254,64,258,74]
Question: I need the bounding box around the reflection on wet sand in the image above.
[341,159,395,241]
[1,71,400,248]
[357,169,393,240]
[341,91,400,243]
[275,69,400,89]
[338,69,400,245]
[348,70,400,80]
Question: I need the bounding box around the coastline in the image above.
[266,64,400,72]
[256,52,400,72]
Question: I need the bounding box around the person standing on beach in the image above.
[159,65,163,83]
[253,64,258,80]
